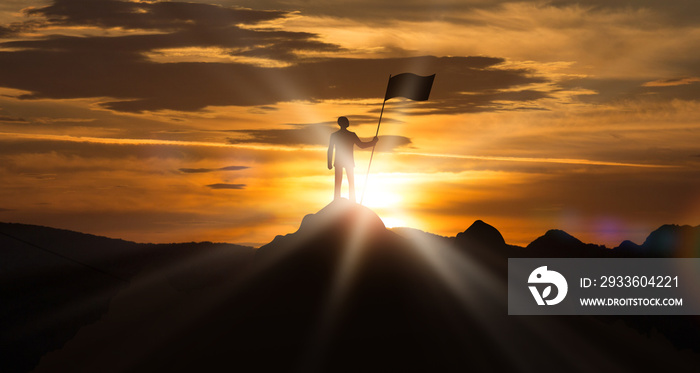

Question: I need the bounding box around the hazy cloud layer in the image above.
[284,116,403,127]
[560,77,700,104]
[179,166,249,173]
[0,25,12,37]
[206,183,245,190]
[0,114,26,122]
[204,0,700,25]
[227,125,412,151]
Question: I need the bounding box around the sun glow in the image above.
[360,189,402,209]
[358,172,413,208]
[380,216,406,228]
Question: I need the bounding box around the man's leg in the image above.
[347,167,356,203]
[334,166,342,200]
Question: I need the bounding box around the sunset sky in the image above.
[1,0,699,247]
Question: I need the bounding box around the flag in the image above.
[384,73,435,101]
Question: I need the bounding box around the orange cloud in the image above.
[643,77,700,87]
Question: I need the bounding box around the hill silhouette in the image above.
[614,224,700,258]
[525,229,610,257]
[2,204,700,372]
[456,219,508,249]
[0,223,253,373]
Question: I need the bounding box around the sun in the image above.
[360,188,402,209]
[356,172,422,229]
[380,216,407,228]
[357,172,412,208]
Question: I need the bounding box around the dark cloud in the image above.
[395,89,551,116]
[2,27,336,56]
[225,0,700,26]
[283,116,403,127]
[0,137,327,174]
[0,48,547,113]
[0,138,235,163]
[640,81,700,101]
[179,166,249,173]
[27,0,287,30]
[0,115,26,123]
[237,38,343,62]
[0,25,12,38]
[559,78,642,104]
[9,0,339,63]
[372,136,413,152]
[21,173,57,180]
[0,18,39,39]
[0,1,550,114]
[226,125,412,151]
[206,183,245,190]
[227,125,334,147]
[562,77,700,104]
[210,0,508,23]
[547,0,700,26]
[643,77,700,87]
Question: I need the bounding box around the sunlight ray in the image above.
[400,230,628,371]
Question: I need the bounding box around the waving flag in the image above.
[360,72,436,204]
[384,73,435,101]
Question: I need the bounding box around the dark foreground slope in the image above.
[4,204,700,372]
[0,223,253,373]
[249,200,504,372]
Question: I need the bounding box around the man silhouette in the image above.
[328,116,378,202]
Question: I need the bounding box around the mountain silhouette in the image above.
[391,226,453,244]
[2,206,700,372]
[204,199,504,372]
[0,223,253,373]
[525,229,610,257]
[456,219,508,250]
[614,224,700,258]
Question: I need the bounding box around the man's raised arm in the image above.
[355,134,378,149]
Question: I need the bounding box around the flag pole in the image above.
[360,74,391,205]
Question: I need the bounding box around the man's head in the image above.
[337,116,349,128]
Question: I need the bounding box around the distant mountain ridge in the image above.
[453,220,699,258]
[3,218,698,262]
